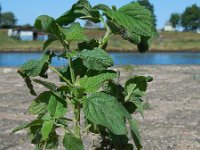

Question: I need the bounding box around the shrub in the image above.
[13,1,156,149]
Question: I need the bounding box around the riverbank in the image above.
[1,66,200,150]
[1,29,200,52]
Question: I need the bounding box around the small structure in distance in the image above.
[8,27,48,41]
[163,21,175,32]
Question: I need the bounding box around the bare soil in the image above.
[0,66,200,150]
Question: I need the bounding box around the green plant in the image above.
[13,1,156,149]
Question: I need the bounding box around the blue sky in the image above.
[1,0,200,29]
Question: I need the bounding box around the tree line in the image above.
[170,4,200,31]
[0,3,17,28]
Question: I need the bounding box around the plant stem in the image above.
[99,16,112,49]
[68,57,76,84]
[73,103,81,138]
[49,66,73,87]
[66,45,81,138]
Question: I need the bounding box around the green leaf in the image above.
[41,120,54,140]
[59,58,88,82]
[62,22,88,42]
[80,48,114,71]
[47,94,67,118]
[109,133,129,150]
[137,36,152,53]
[57,118,68,127]
[93,4,111,12]
[103,81,125,103]
[28,91,52,115]
[78,39,99,50]
[79,71,117,93]
[63,133,84,150]
[18,70,36,96]
[103,3,156,52]
[34,15,65,48]
[131,97,144,117]
[129,118,142,150]
[19,59,44,77]
[109,3,154,37]
[125,84,137,101]
[27,124,43,144]
[125,76,152,97]
[125,76,152,116]
[18,51,52,80]
[121,30,141,45]
[33,79,57,92]
[83,92,130,135]
[56,0,100,26]
[34,15,61,39]
[12,119,43,133]
[43,36,57,50]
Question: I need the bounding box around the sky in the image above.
[1,0,200,29]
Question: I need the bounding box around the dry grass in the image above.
[1,29,200,52]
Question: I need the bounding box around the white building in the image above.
[8,28,48,41]
[164,21,175,32]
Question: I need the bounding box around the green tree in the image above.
[181,4,200,31]
[132,0,157,27]
[1,12,17,28]
[169,13,181,28]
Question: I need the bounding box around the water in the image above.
[0,51,200,67]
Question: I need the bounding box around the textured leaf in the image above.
[78,39,99,50]
[18,70,36,96]
[47,94,67,118]
[103,3,156,52]
[59,58,88,82]
[125,76,152,116]
[18,51,52,79]
[125,76,152,97]
[131,97,144,117]
[80,48,114,71]
[103,81,125,103]
[137,36,152,53]
[129,118,142,150]
[109,3,154,37]
[41,120,54,140]
[57,118,68,127]
[43,36,57,50]
[34,15,66,48]
[63,133,84,150]
[33,79,57,92]
[12,119,43,133]
[109,133,129,150]
[19,60,44,77]
[56,0,100,26]
[121,30,141,45]
[34,15,61,39]
[62,22,88,42]
[28,91,52,115]
[79,71,117,93]
[93,4,111,12]
[83,92,130,135]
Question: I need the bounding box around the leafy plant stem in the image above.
[43,141,47,150]
[73,103,81,139]
[99,16,112,48]
[68,56,76,84]
[49,66,73,87]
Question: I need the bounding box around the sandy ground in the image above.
[0,66,200,150]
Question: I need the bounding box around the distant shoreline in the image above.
[0,48,200,53]
[1,29,200,53]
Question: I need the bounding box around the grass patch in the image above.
[1,29,200,51]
